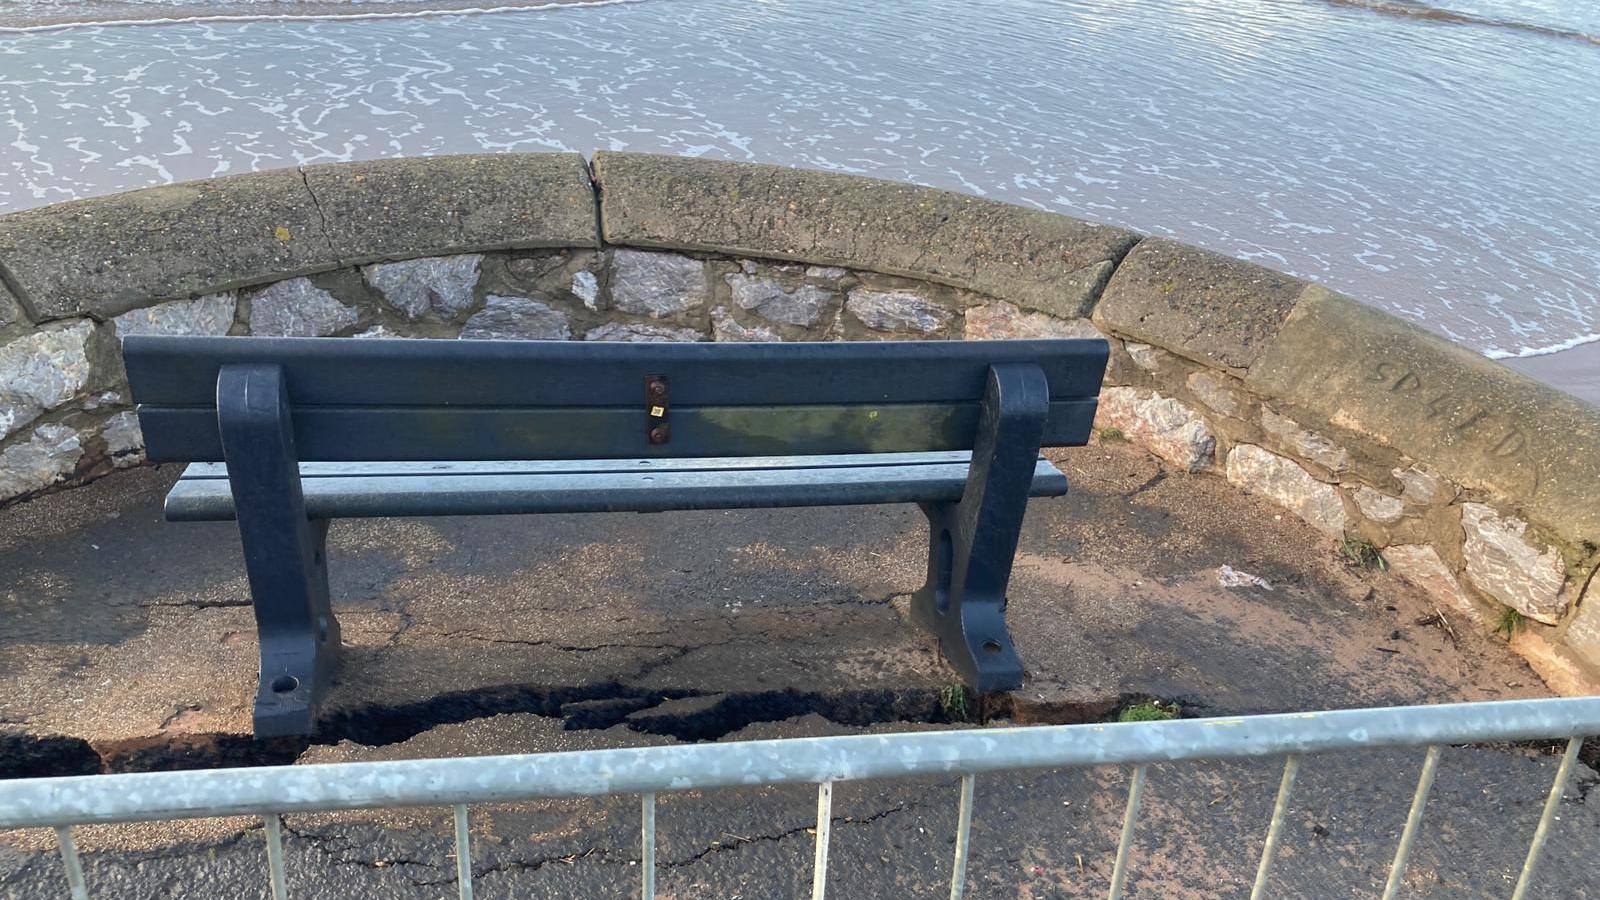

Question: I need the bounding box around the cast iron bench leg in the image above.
[217,364,341,738]
[911,363,1049,693]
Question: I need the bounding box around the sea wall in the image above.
[1,151,1596,692]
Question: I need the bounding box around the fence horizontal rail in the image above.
[2,697,1597,829]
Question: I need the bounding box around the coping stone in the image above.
[0,280,25,330]
[304,153,598,263]
[0,154,597,321]
[0,169,328,320]
[1244,287,1600,542]
[1093,237,1307,371]
[592,152,1139,318]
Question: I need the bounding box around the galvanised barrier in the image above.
[3,696,1597,900]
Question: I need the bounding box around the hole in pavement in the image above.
[1,682,966,779]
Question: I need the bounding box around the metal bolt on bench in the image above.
[123,336,1108,736]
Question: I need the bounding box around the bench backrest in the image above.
[123,336,1108,461]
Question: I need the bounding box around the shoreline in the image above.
[1503,341,1600,408]
[0,0,642,32]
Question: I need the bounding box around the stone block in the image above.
[1225,444,1347,536]
[1459,503,1568,625]
[1352,486,1405,525]
[0,155,594,322]
[1382,544,1480,622]
[1563,578,1600,669]
[1185,371,1243,417]
[1095,387,1216,472]
[963,302,1104,341]
[248,278,359,337]
[1394,466,1455,506]
[845,289,953,335]
[363,254,482,320]
[460,296,571,341]
[585,322,704,342]
[571,270,600,309]
[1509,628,1600,696]
[711,308,781,342]
[0,423,82,502]
[1260,407,1349,474]
[1093,237,1307,370]
[0,169,327,320]
[0,282,25,330]
[1245,288,1600,542]
[725,271,834,327]
[1124,342,1167,372]
[113,293,236,338]
[99,410,145,466]
[592,152,1138,317]
[610,250,706,318]
[1,321,95,441]
[304,153,598,262]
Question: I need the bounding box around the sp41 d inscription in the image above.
[1367,361,1538,491]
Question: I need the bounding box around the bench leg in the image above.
[248,518,340,737]
[218,364,342,738]
[910,364,1049,694]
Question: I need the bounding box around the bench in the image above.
[123,335,1108,736]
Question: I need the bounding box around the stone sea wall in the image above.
[1,151,1596,692]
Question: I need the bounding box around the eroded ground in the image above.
[1,441,1594,898]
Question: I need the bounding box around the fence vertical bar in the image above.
[811,782,834,900]
[641,792,657,900]
[263,814,289,900]
[1250,755,1300,900]
[950,774,976,900]
[54,826,88,900]
[1380,745,1441,900]
[1107,764,1148,900]
[454,804,474,900]
[1510,736,1583,900]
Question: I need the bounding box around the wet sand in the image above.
[1503,342,1600,409]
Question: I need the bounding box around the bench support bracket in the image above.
[911,364,1049,694]
[217,364,340,738]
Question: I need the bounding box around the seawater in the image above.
[0,0,1596,361]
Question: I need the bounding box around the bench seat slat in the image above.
[166,455,1069,521]
[138,400,1098,462]
[178,450,992,479]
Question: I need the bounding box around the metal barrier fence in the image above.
[3,696,1597,900]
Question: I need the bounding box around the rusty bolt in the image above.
[646,378,668,401]
[649,423,671,444]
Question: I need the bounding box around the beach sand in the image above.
[1504,342,1600,409]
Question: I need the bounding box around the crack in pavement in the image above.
[280,802,914,889]
[662,802,911,870]
[284,823,444,887]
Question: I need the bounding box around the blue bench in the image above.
[124,335,1108,736]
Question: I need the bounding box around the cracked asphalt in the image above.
[2,441,1597,898]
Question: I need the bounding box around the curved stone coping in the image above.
[593,152,1140,320]
[0,150,1594,545]
[0,153,598,323]
[1094,239,1600,544]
